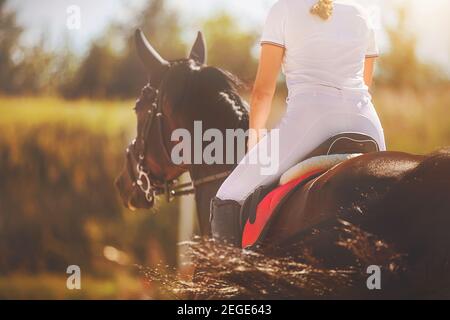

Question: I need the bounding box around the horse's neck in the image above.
[186,126,247,236]
[189,164,233,236]
[179,92,248,236]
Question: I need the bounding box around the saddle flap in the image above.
[241,170,323,249]
[241,152,365,249]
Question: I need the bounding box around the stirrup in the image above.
[210,197,242,247]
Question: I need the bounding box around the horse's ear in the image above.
[135,29,169,81]
[188,31,207,65]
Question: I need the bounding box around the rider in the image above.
[210,0,386,245]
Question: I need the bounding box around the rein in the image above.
[126,83,231,203]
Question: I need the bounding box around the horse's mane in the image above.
[158,59,249,129]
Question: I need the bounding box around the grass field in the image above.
[0,96,134,134]
[0,96,179,299]
[372,88,450,153]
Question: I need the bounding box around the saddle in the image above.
[240,133,380,249]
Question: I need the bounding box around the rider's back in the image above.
[261,0,378,98]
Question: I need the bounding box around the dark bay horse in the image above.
[116,30,450,298]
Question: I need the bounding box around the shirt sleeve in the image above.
[364,7,379,58]
[260,0,287,48]
[366,27,379,58]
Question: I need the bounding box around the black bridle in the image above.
[126,82,231,203]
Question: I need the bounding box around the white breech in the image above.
[216,85,386,203]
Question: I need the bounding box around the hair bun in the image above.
[310,0,334,20]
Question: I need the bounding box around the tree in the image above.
[378,7,446,90]
[61,0,187,99]
[203,13,259,83]
[0,0,23,94]
[0,0,58,95]
[109,0,186,98]
[62,39,118,98]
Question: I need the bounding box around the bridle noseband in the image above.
[126,82,231,204]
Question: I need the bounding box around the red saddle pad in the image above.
[241,169,323,249]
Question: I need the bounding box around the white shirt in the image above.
[261,0,379,98]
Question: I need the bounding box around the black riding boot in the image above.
[210,197,242,247]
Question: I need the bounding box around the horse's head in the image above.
[116,30,206,209]
[115,29,248,211]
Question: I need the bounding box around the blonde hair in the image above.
[310,0,334,20]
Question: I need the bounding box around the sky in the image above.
[7,0,450,71]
